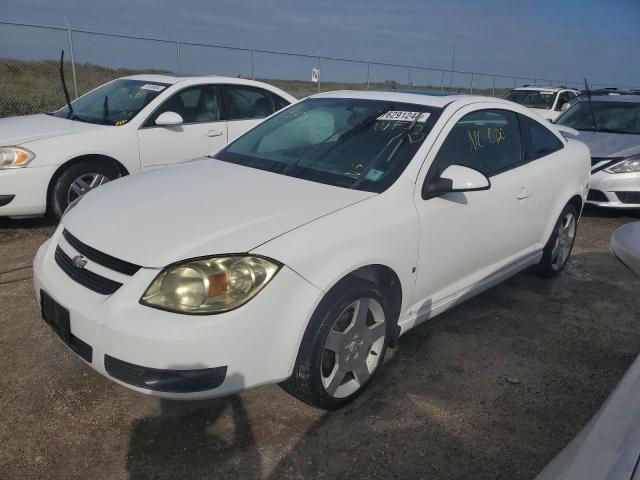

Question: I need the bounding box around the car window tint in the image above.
[224,86,275,120]
[434,109,523,177]
[271,93,291,112]
[519,114,564,160]
[150,85,220,125]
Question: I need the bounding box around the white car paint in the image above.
[503,86,580,122]
[0,74,295,217]
[33,90,591,401]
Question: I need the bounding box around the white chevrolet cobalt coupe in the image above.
[0,75,294,218]
[34,91,591,409]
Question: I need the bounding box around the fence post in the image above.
[65,22,78,99]
[513,77,517,87]
[408,67,412,88]
[470,73,474,94]
[366,62,370,90]
[317,57,321,93]
[251,49,255,80]
[176,41,181,75]
[440,70,445,92]
[492,74,496,96]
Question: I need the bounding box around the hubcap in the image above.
[551,212,576,269]
[321,298,386,399]
[67,173,110,205]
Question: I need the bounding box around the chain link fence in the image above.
[1,20,636,118]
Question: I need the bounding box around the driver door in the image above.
[137,84,228,169]
[410,106,537,319]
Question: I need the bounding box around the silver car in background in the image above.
[555,94,640,210]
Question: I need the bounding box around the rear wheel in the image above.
[537,203,578,277]
[49,161,119,219]
[282,280,390,410]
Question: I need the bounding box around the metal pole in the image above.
[470,73,474,94]
[251,48,255,80]
[176,41,181,75]
[317,57,321,93]
[492,74,496,96]
[448,46,456,90]
[440,70,445,92]
[366,62,370,90]
[513,76,517,87]
[65,19,78,99]
[408,67,412,88]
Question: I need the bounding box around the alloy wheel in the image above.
[551,212,576,269]
[67,173,110,205]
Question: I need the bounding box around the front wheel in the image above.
[49,161,119,219]
[537,203,579,277]
[282,280,391,410]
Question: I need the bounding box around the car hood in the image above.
[574,130,640,158]
[62,158,375,267]
[0,114,104,146]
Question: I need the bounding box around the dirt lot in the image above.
[1,206,639,480]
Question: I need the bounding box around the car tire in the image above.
[281,279,391,410]
[536,203,579,278]
[49,160,119,220]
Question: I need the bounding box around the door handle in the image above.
[206,129,224,137]
[516,187,533,200]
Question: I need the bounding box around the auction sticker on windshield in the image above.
[140,84,166,92]
[377,111,430,122]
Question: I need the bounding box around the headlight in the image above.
[0,146,35,169]
[140,255,281,314]
[606,155,640,174]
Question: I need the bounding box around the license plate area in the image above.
[40,290,93,363]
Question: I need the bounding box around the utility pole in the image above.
[448,46,456,91]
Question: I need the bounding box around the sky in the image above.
[0,0,638,87]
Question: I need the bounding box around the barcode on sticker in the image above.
[140,84,166,92]
[377,111,430,123]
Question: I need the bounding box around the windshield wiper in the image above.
[281,109,391,175]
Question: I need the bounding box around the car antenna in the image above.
[584,78,598,132]
[59,50,74,118]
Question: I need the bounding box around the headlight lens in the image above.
[606,155,640,174]
[140,255,281,314]
[0,146,35,169]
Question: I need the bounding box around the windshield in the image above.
[503,90,556,109]
[215,98,441,193]
[555,100,640,134]
[51,79,169,126]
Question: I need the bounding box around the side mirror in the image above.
[422,165,490,199]
[155,111,184,127]
[560,102,571,112]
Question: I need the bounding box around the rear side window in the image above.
[271,93,291,111]
[433,109,523,177]
[223,85,275,120]
[146,85,221,126]
[518,114,563,161]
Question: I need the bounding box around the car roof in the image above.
[581,94,640,103]
[309,89,505,108]
[512,86,568,92]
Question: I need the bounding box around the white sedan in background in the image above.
[503,85,580,121]
[34,90,590,409]
[0,75,295,218]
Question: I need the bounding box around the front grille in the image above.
[104,355,227,393]
[616,191,640,204]
[587,189,608,202]
[62,229,141,276]
[55,246,122,295]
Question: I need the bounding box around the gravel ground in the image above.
[0,206,639,480]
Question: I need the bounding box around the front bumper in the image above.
[33,228,324,399]
[587,170,640,209]
[0,165,56,216]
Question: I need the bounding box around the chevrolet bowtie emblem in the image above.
[72,255,88,269]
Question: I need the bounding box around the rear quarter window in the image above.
[518,114,564,160]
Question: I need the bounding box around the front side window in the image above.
[555,92,570,111]
[555,100,640,134]
[51,79,169,126]
[223,85,275,120]
[503,90,557,110]
[146,85,221,126]
[519,114,563,160]
[432,109,523,177]
[216,98,442,193]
